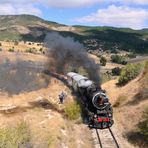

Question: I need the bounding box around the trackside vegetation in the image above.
[64,101,81,120]
[118,63,143,85]
[0,121,30,148]
[138,107,148,141]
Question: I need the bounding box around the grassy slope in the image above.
[102,62,148,147]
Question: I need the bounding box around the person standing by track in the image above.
[59,91,66,104]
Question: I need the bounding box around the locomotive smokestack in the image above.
[44,32,100,86]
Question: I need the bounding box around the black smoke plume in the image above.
[44,32,100,85]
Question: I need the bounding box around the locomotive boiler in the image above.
[67,72,114,129]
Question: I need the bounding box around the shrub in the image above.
[111,55,127,65]
[37,43,41,46]
[100,56,107,66]
[138,108,148,140]
[126,53,136,58]
[139,61,148,99]
[64,101,81,120]
[8,48,14,52]
[14,41,19,45]
[47,135,54,146]
[0,121,30,148]
[101,72,112,84]
[26,48,37,54]
[39,48,43,52]
[111,49,119,54]
[118,63,143,85]
[112,67,121,76]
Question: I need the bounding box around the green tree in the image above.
[111,55,127,65]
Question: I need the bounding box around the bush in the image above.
[47,135,54,146]
[14,41,19,45]
[26,48,37,54]
[118,63,143,85]
[100,56,107,66]
[138,108,148,140]
[111,55,127,65]
[0,122,30,148]
[39,48,43,52]
[126,53,136,58]
[112,67,121,76]
[64,101,81,120]
[111,49,119,54]
[101,72,112,83]
[139,61,148,99]
[37,43,42,46]
[8,48,14,52]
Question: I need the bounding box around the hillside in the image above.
[102,62,148,147]
[0,15,148,53]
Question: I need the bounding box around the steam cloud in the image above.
[44,32,100,85]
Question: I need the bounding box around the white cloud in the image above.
[0,4,42,16]
[75,5,148,29]
[108,0,148,5]
[39,0,103,8]
[0,0,103,8]
[127,0,148,4]
[0,0,103,16]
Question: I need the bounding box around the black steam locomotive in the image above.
[67,72,114,129]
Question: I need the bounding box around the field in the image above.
[0,39,147,147]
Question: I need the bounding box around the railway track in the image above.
[93,128,120,148]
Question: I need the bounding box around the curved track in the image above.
[94,128,120,148]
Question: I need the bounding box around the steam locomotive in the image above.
[67,72,114,129]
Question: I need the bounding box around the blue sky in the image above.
[0,0,148,29]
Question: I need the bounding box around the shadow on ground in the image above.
[126,131,148,148]
[0,99,64,117]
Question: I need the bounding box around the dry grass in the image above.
[0,77,93,147]
[0,121,30,148]
[0,41,43,52]
[64,101,81,120]
[113,95,127,107]
[102,62,148,147]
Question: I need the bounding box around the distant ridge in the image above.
[0,14,148,53]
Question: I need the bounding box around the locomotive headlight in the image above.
[108,113,111,117]
[94,114,97,118]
